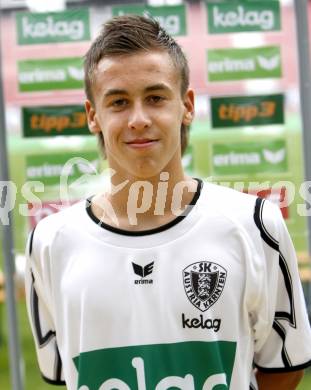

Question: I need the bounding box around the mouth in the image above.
[125,139,159,149]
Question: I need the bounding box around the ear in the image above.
[182,88,195,126]
[85,100,101,134]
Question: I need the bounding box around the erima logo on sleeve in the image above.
[132,262,154,285]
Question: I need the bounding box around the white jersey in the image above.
[25,180,311,390]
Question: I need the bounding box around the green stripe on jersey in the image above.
[74,340,236,389]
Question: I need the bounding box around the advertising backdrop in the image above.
[0,0,308,262]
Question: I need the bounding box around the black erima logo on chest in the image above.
[132,262,154,285]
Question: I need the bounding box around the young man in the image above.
[25,15,311,389]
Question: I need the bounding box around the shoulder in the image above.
[200,181,257,223]
[30,200,86,256]
[201,181,256,208]
[200,181,283,240]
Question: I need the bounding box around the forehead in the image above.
[93,50,181,95]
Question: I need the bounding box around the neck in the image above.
[92,167,198,230]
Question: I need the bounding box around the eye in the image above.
[111,98,128,108]
[147,95,165,104]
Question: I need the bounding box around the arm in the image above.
[256,369,304,390]
[252,199,311,386]
[25,228,65,385]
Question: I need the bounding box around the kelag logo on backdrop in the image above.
[18,58,84,92]
[16,9,90,45]
[207,46,281,81]
[207,1,281,34]
[211,94,284,128]
[112,4,186,36]
[212,140,287,175]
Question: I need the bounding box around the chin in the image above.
[128,164,164,180]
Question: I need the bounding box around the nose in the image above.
[128,102,152,131]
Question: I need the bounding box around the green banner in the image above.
[18,57,84,92]
[26,151,99,186]
[22,105,89,137]
[74,341,236,389]
[211,94,284,128]
[112,4,186,36]
[207,46,282,81]
[207,1,281,34]
[16,9,90,45]
[212,139,287,175]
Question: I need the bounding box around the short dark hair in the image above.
[84,15,190,156]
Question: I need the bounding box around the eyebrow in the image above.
[103,89,127,99]
[145,83,171,93]
[103,83,171,99]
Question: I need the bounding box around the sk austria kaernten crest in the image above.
[183,261,227,312]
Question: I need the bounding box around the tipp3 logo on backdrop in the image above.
[211,94,284,128]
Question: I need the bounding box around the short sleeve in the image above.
[253,197,311,372]
[25,228,65,385]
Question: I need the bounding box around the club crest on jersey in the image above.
[183,261,227,312]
